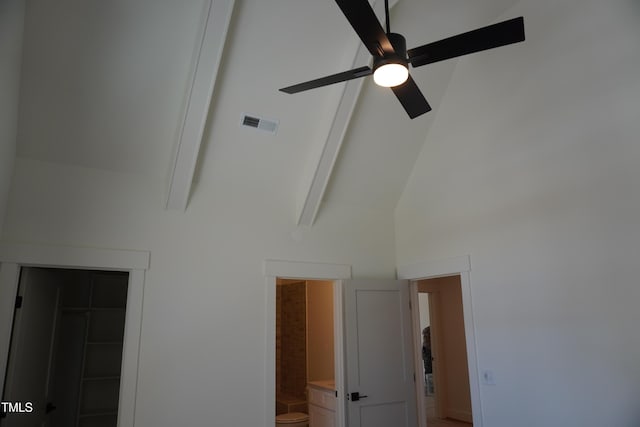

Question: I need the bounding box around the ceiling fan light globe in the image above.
[373,63,409,87]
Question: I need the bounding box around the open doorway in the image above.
[265,260,418,427]
[2,267,128,427]
[275,278,337,427]
[415,275,472,427]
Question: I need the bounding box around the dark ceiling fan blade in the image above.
[408,16,525,68]
[390,76,432,119]
[334,0,394,56]
[280,66,373,94]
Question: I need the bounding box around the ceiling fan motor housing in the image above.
[374,33,408,70]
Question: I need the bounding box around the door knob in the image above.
[349,392,369,401]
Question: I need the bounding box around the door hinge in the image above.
[409,299,412,310]
[15,295,23,309]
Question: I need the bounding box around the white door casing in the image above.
[0,243,148,427]
[343,279,418,427]
[263,259,351,427]
[265,261,440,427]
[399,255,483,427]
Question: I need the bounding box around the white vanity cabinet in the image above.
[308,381,336,427]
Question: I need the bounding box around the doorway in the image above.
[275,278,337,426]
[415,275,472,427]
[0,244,147,427]
[2,267,128,427]
[265,260,420,427]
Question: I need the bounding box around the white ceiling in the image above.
[15,0,521,215]
[17,0,210,179]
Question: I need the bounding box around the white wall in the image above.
[0,0,25,234]
[396,1,640,426]
[2,156,396,426]
[306,280,334,382]
[418,293,429,331]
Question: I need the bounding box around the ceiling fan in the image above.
[280,0,525,119]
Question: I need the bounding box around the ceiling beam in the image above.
[166,0,236,211]
[295,0,400,226]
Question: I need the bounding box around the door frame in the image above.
[264,259,351,427]
[398,255,483,427]
[0,243,149,427]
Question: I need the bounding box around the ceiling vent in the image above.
[240,113,279,134]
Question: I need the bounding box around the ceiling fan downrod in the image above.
[384,0,390,34]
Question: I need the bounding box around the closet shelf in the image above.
[87,341,124,345]
[79,410,119,418]
[82,376,121,381]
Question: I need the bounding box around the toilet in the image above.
[275,412,309,427]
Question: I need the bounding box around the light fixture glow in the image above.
[373,63,409,87]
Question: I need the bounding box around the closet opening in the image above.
[2,267,129,427]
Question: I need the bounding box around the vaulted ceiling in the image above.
[15,0,520,223]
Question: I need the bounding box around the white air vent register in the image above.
[240,113,279,134]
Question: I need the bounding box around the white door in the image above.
[2,268,60,427]
[343,279,417,427]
